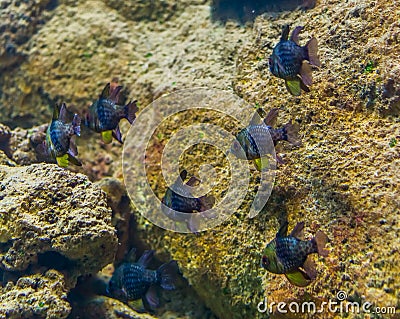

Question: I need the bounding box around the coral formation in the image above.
[0,270,71,319]
[0,163,118,286]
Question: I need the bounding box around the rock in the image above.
[0,0,59,128]
[0,270,71,319]
[0,164,118,287]
[0,0,242,128]
[0,0,57,71]
[71,295,158,319]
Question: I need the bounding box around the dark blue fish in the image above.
[107,249,178,309]
[36,103,81,167]
[231,108,301,169]
[161,170,215,233]
[85,82,138,144]
[269,25,320,96]
[261,222,329,287]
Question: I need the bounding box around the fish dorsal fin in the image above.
[179,170,188,184]
[137,250,154,267]
[186,176,200,187]
[57,103,68,122]
[263,108,279,127]
[125,248,137,262]
[100,83,111,99]
[281,25,290,41]
[290,26,304,45]
[249,108,264,125]
[277,221,289,238]
[290,222,305,239]
[52,103,61,120]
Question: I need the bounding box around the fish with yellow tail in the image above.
[230,108,301,170]
[269,25,320,96]
[261,221,329,287]
[85,82,138,144]
[36,103,82,167]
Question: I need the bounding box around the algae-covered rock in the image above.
[0,270,71,319]
[0,164,118,286]
[0,0,56,70]
[71,295,159,319]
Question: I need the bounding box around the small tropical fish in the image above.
[107,249,178,309]
[36,103,81,167]
[161,170,215,233]
[231,108,301,170]
[84,82,138,144]
[261,222,329,287]
[269,25,320,96]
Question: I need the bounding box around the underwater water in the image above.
[0,0,399,319]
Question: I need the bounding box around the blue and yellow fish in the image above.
[37,103,81,167]
[107,249,178,309]
[231,108,301,170]
[84,82,138,144]
[161,170,215,233]
[269,25,320,96]
[261,222,329,287]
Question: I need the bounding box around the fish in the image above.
[269,25,320,96]
[36,103,82,167]
[230,108,301,170]
[261,221,329,287]
[161,170,215,233]
[84,82,138,144]
[107,249,178,309]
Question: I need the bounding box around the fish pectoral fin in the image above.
[56,154,69,167]
[285,79,301,96]
[285,269,313,287]
[253,156,270,171]
[303,256,317,280]
[101,130,113,144]
[300,61,313,86]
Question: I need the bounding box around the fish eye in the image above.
[262,255,269,266]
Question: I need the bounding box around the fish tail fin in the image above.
[124,100,138,124]
[72,114,81,137]
[305,37,320,67]
[157,260,178,290]
[283,121,302,146]
[199,195,215,212]
[312,231,329,257]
